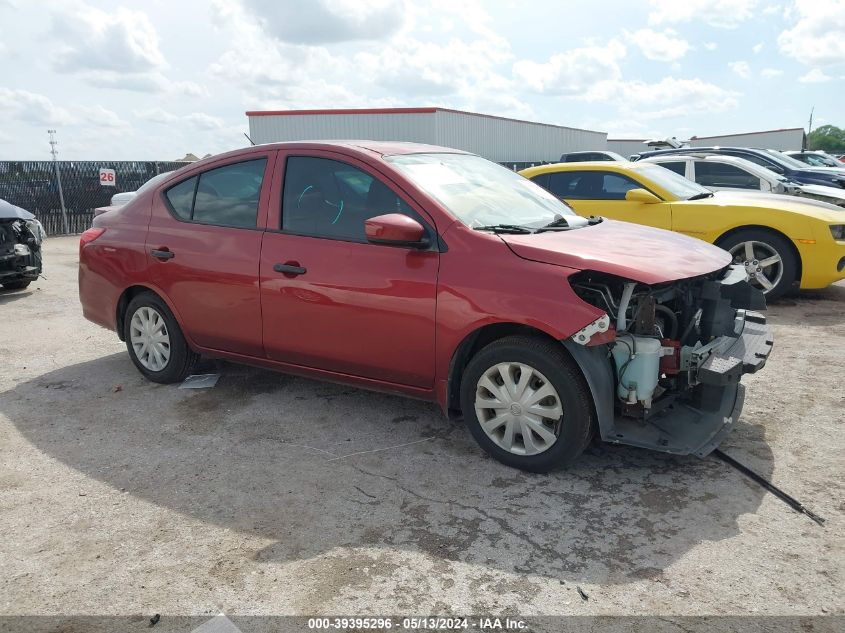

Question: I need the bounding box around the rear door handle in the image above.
[273,262,307,276]
[151,248,175,260]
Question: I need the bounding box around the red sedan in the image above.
[79,142,772,471]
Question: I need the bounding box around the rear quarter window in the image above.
[165,177,196,220]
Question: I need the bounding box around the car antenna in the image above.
[244,132,256,146]
[713,449,825,526]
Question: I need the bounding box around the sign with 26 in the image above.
[99,168,116,187]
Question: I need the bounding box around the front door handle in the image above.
[151,248,175,260]
[273,262,307,276]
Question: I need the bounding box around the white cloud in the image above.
[80,71,207,96]
[798,68,832,83]
[0,88,74,126]
[625,28,690,62]
[46,2,206,98]
[240,0,405,44]
[704,42,718,50]
[589,77,740,120]
[761,67,784,77]
[210,0,531,118]
[648,0,758,28]
[778,0,845,67]
[752,42,764,53]
[513,40,626,95]
[762,4,782,14]
[185,113,225,130]
[77,105,129,129]
[729,61,752,78]
[133,107,178,124]
[51,4,166,73]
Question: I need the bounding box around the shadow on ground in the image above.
[1,352,773,585]
[766,283,845,326]
[0,287,33,305]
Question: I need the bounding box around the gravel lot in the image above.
[0,236,842,624]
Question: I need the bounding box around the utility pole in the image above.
[806,106,814,150]
[48,129,69,234]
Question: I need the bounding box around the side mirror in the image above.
[365,213,428,248]
[625,188,661,204]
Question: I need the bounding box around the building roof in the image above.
[245,107,605,135]
[690,127,805,140]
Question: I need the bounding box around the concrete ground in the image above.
[0,236,842,621]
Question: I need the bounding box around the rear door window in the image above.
[659,161,687,177]
[694,161,761,189]
[192,159,267,228]
[164,159,267,227]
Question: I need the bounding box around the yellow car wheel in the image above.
[718,229,798,300]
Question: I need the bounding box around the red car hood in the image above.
[500,219,731,285]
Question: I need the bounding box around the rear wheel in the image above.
[460,335,594,472]
[124,292,198,383]
[718,229,797,300]
[2,280,32,290]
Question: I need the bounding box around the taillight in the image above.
[79,227,105,255]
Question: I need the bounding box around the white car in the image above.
[642,153,845,208]
[95,171,175,217]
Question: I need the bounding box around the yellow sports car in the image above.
[519,161,845,298]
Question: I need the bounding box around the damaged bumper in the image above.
[565,265,774,458]
[650,310,773,456]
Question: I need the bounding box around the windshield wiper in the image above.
[473,224,534,234]
[687,192,715,200]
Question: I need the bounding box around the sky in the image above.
[0,0,842,160]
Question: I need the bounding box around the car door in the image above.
[145,153,274,357]
[259,152,439,387]
[539,169,672,229]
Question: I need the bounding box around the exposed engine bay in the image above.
[566,264,774,457]
[0,216,44,289]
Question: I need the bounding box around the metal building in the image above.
[606,138,651,157]
[688,127,806,151]
[246,107,607,165]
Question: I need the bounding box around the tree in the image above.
[808,125,845,153]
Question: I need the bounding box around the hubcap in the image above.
[728,240,783,294]
[129,306,171,372]
[474,362,563,456]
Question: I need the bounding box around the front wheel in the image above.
[124,292,198,383]
[718,230,797,300]
[460,335,595,472]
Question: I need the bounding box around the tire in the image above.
[123,291,198,384]
[2,279,32,290]
[460,335,595,473]
[717,229,797,300]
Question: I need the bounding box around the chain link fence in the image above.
[0,161,190,235]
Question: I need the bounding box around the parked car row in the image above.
[641,153,845,208]
[632,146,845,190]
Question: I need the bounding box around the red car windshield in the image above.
[386,153,578,229]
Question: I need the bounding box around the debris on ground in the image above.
[577,586,589,601]
[178,374,220,389]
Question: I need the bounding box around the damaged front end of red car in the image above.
[562,264,774,457]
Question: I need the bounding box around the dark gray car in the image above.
[0,200,44,290]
